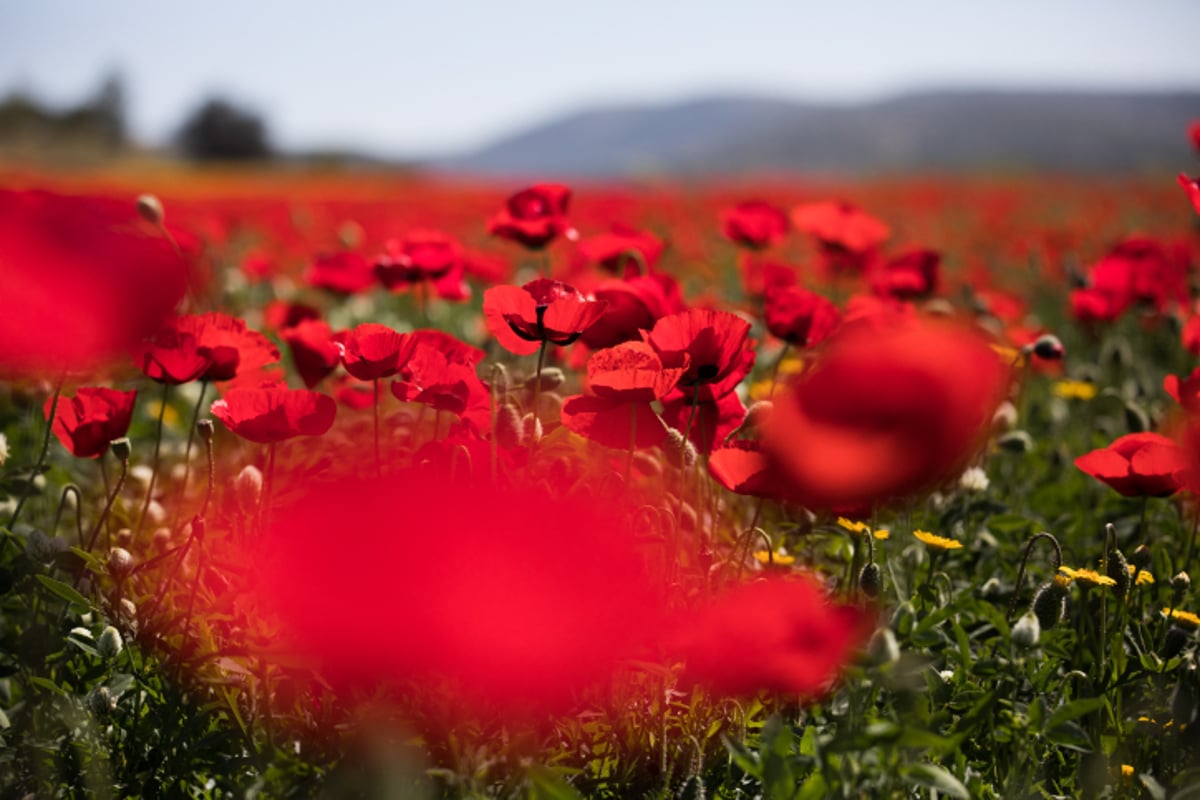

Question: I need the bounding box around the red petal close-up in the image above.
[44,387,138,459]
[0,190,193,379]
[1075,432,1184,498]
[210,385,337,444]
[720,200,790,250]
[645,308,755,403]
[338,323,414,381]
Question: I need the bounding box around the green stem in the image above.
[7,375,65,532]
[86,456,128,554]
[179,382,208,504]
[530,340,548,445]
[136,383,171,537]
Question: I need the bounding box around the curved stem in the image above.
[1006,531,1064,622]
[136,383,170,537]
[52,484,84,546]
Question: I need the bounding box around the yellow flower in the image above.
[1120,764,1134,779]
[991,343,1024,367]
[1053,573,1073,589]
[1135,569,1155,586]
[1058,566,1116,587]
[1052,380,1097,401]
[753,549,795,567]
[837,517,870,535]
[872,528,890,541]
[913,529,963,550]
[1162,608,1200,629]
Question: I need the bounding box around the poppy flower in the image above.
[661,390,747,455]
[720,200,789,250]
[374,229,470,301]
[1069,287,1125,324]
[45,387,137,459]
[135,328,210,385]
[580,273,686,351]
[1189,121,1200,154]
[708,440,792,501]
[1075,433,1184,498]
[337,323,414,381]
[739,255,797,299]
[762,318,1009,510]
[791,200,890,272]
[173,312,280,384]
[1167,370,1200,413]
[765,286,841,348]
[667,575,867,697]
[0,190,193,378]
[487,184,576,250]
[483,279,607,356]
[574,224,663,278]
[1087,237,1184,313]
[211,385,336,444]
[304,251,376,294]
[643,309,755,404]
[559,341,686,449]
[282,319,342,388]
[391,332,489,422]
[263,300,321,333]
[1178,174,1200,217]
[870,248,941,300]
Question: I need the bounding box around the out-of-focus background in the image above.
[1,0,1197,177]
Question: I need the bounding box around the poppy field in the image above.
[2,157,1200,798]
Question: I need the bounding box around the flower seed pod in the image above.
[1162,625,1189,660]
[664,428,697,469]
[135,193,164,225]
[234,464,263,516]
[1012,612,1041,649]
[1131,544,1152,571]
[494,403,524,450]
[1031,334,1064,361]
[992,401,1019,431]
[87,686,117,717]
[743,400,774,431]
[521,413,543,444]
[1172,571,1191,592]
[524,367,565,392]
[0,431,9,467]
[1031,581,1068,630]
[109,437,131,462]
[1107,548,1131,599]
[107,547,134,577]
[996,430,1034,454]
[859,562,882,599]
[980,576,1005,600]
[98,626,124,659]
[197,419,214,443]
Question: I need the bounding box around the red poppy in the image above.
[263,300,321,333]
[135,328,210,385]
[210,385,336,444]
[1179,174,1200,217]
[708,440,792,501]
[1189,120,1200,154]
[1183,315,1200,356]
[870,248,941,300]
[765,286,841,347]
[250,474,667,717]
[643,309,755,403]
[1164,368,1200,411]
[304,251,376,294]
[661,390,747,455]
[762,318,1009,510]
[0,190,193,378]
[791,200,890,269]
[574,224,664,277]
[580,273,686,350]
[483,279,607,356]
[391,332,489,422]
[739,255,798,298]
[720,200,789,250]
[45,387,137,459]
[374,229,470,301]
[173,312,280,383]
[559,341,685,449]
[1069,287,1125,324]
[282,319,342,388]
[1075,432,1184,498]
[337,323,414,381]
[668,575,867,697]
[487,184,576,250]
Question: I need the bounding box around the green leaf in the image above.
[1139,773,1167,800]
[1044,721,1092,752]
[526,765,584,800]
[1045,697,1104,730]
[795,771,829,800]
[34,574,90,609]
[901,763,970,799]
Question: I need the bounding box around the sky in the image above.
[1,1,1198,159]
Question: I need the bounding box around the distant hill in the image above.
[431,90,1200,177]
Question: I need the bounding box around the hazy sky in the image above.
[2,1,1197,158]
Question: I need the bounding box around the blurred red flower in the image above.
[135,328,210,385]
[765,286,841,347]
[574,224,663,276]
[870,248,941,300]
[644,309,755,404]
[708,440,792,501]
[337,323,414,381]
[1075,432,1184,498]
[487,184,575,250]
[44,387,137,459]
[1178,174,1200,216]
[282,319,343,388]
[483,279,607,355]
[668,575,867,697]
[580,273,686,350]
[0,190,192,378]
[1164,368,1200,411]
[374,229,470,301]
[720,200,789,250]
[791,200,889,272]
[762,318,1009,510]
[305,251,376,294]
[210,385,336,444]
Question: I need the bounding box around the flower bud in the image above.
[1031,334,1064,361]
[1032,581,1068,630]
[524,367,565,391]
[859,562,882,599]
[743,400,774,431]
[87,686,117,717]
[1131,544,1152,571]
[197,419,214,443]
[1107,548,1131,599]
[135,193,164,225]
[664,428,697,469]
[494,404,524,450]
[234,464,263,515]
[0,432,8,467]
[996,430,1034,454]
[980,576,1006,600]
[992,401,1018,431]
[116,527,133,547]
[1162,625,1189,660]
[1172,571,1191,592]
[958,466,989,493]
[152,527,172,551]
[521,413,543,444]
[97,626,124,659]
[109,437,131,462]
[867,628,900,667]
[1012,612,1041,648]
[108,547,134,577]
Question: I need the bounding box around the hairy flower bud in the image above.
[197,419,214,443]
[107,547,134,577]
[109,437,131,462]
[859,562,882,599]
[1162,625,1189,660]
[494,404,524,450]
[1107,548,1131,599]
[1012,612,1041,649]
[234,464,263,516]
[1032,581,1068,630]
[135,193,164,225]
[1031,334,1065,361]
[664,428,697,469]
[1172,571,1191,592]
[98,626,124,659]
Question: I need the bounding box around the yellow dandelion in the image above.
[1135,569,1155,586]
[1052,380,1097,401]
[1058,566,1117,587]
[1137,716,1157,725]
[913,529,963,550]
[872,528,890,541]
[837,517,870,535]
[753,549,795,567]
[1120,764,1134,779]
[1053,573,1073,589]
[1162,608,1200,629]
